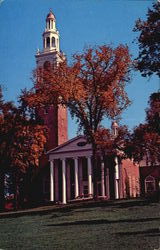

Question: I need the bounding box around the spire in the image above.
[42,10,60,52]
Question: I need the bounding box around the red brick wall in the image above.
[58,105,68,145]
[120,159,140,199]
[38,105,68,152]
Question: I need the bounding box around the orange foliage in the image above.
[24,45,131,143]
[21,44,131,199]
[94,125,130,158]
[0,97,47,173]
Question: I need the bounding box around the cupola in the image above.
[46,10,56,31]
[111,121,119,137]
[42,10,60,52]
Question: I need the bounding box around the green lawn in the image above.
[0,200,160,250]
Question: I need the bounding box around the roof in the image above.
[46,11,56,20]
[47,135,92,160]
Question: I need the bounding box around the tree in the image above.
[127,92,160,165]
[23,45,131,198]
[133,1,160,163]
[0,87,47,210]
[133,2,160,77]
[146,92,160,134]
[94,125,130,159]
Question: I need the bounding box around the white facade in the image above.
[47,136,111,204]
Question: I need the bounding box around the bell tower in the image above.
[35,11,68,150]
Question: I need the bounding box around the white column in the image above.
[87,156,92,196]
[55,164,59,202]
[74,158,79,198]
[66,162,71,201]
[62,158,67,204]
[79,158,83,196]
[50,160,54,202]
[101,161,105,197]
[115,156,119,199]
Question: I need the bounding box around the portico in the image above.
[47,136,107,204]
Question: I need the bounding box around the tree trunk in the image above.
[0,169,5,211]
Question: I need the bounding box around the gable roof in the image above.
[47,135,92,160]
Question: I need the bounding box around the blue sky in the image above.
[0,0,158,138]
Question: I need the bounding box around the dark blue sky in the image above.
[0,0,158,138]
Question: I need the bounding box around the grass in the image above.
[0,199,160,250]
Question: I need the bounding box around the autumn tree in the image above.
[127,92,160,165]
[24,45,131,198]
[95,125,131,159]
[146,92,160,134]
[134,2,160,77]
[0,87,47,210]
[132,2,160,171]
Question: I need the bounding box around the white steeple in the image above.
[35,10,62,68]
[43,10,60,52]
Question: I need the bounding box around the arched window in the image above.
[46,37,50,48]
[145,175,156,194]
[52,37,55,47]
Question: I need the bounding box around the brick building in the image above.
[36,11,140,204]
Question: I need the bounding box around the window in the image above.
[52,37,55,47]
[47,37,50,48]
[145,175,156,194]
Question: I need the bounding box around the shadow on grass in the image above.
[50,212,74,219]
[0,198,158,219]
[116,228,160,237]
[46,217,160,227]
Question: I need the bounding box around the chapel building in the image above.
[35,11,140,204]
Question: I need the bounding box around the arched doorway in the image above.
[145,175,156,194]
